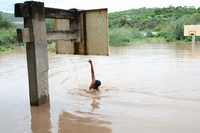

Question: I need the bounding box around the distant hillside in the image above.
[109,7,200,29]
[0,11,22,26]
[109,6,200,45]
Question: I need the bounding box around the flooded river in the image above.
[1,44,200,133]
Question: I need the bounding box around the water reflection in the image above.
[30,101,111,133]
[91,96,101,112]
[191,43,200,58]
[58,112,112,133]
[31,103,52,133]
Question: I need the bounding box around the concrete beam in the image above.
[15,2,78,19]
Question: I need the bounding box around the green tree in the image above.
[0,14,13,29]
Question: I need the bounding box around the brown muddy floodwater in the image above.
[1,44,200,133]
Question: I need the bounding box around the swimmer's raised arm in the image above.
[88,60,101,90]
[88,59,95,81]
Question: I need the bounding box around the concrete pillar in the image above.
[24,1,49,105]
[70,11,87,55]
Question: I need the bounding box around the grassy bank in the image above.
[109,27,192,47]
[0,29,16,53]
[0,13,17,53]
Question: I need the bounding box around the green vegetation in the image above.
[0,11,22,23]
[0,13,16,53]
[0,29,16,52]
[109,6,200,46]
[0,12,54,53]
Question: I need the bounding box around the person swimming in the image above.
[88,59,101,91]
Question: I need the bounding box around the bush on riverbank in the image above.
[109,27,144,46]
[0,29,16,52]
[0,14,16,53]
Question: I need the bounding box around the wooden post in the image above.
[23,1,49,105]
[192,35,196,46]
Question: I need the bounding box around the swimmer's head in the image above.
[95,80,101,87]
[91,80,101,90]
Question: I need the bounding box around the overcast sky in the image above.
[1,0,200,13]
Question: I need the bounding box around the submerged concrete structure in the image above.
[15,1,108,106]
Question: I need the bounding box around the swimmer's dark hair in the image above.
[95,80,101,87]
